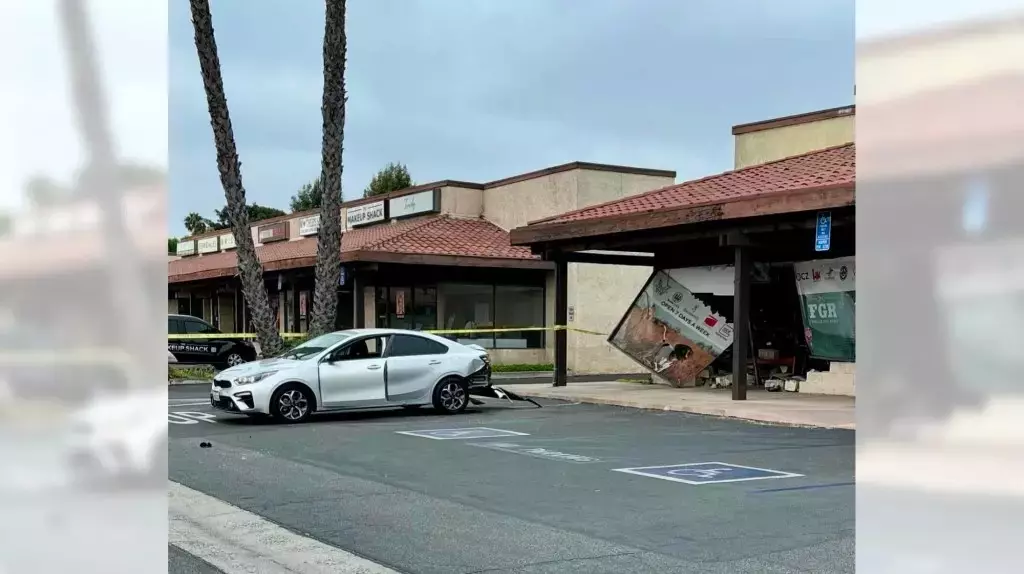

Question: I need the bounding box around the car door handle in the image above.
[367,364,382,370]
[428,360,442,365]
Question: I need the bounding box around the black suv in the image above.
[168,314,256,370]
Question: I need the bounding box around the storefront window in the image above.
[494,285,545,348]
[389,287,413,330]
[411,287,437,331]
[438,283,495,348]
[436,282,545,349]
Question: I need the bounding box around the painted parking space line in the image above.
[468,441,601,463]
[612,462,803,485]
[168,412,220,425]
[753,481,854,493]
[395,427,529,440]
[168,401,212,408]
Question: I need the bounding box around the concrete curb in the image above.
[516,390,856,430]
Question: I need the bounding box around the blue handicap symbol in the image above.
[614,462,802,485]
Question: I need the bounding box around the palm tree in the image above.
[189,0,283,354]
[308,0,348,336]
[57,0,153,386]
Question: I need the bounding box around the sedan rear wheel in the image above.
[432,377,468,414]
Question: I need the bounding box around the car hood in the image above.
[218,357,301,379]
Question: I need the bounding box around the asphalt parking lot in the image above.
[169,384,854,573]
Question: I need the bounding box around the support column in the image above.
[234,284,243,333]
[731,245,752,400]
[291,276,300,333]
[553,257,568,387]
[353,274,365,329]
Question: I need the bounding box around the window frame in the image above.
[324,334,390,363]
[183,318,219,335]
[386,333,450,358]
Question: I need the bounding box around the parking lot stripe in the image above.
[169,481,399,573]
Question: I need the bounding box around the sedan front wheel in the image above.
[270,384,314,423]
[432,377,469,414]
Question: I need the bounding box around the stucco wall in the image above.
[734,115,855,169]
[439,185,484,218]
[483,171,579,231]
[484,168,673,374]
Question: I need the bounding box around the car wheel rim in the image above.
[439,381,465,411]
[278,390,309,420]
[227,354,245,366]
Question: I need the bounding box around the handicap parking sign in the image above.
[395,427,529,440]
[612,462,802,485]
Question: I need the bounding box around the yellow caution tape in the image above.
[169,325,608,340]
[168,333,305,340]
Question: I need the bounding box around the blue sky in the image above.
[169,0,853,237]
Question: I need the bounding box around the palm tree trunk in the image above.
[57,0,153,385]
[189,0,283,355]
[308,0,348,337]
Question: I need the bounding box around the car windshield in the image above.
[276,331,356,360]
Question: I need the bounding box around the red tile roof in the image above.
[529,143,855,226]
[168,215,538,283]
[353,215,535,260]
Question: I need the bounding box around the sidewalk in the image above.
[500,381,855,430]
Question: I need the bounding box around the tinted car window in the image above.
[388,334,448,357]
[184,320,218,334]
[168,318,184,335]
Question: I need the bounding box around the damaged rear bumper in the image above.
[469,385,542,407]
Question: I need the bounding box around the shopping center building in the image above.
[510,106,856,396]
[170,104,859,387]
[168,162,676,372]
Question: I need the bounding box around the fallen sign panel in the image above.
[395,427,529,440]
[612,462,803,485]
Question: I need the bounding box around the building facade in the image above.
[168,162,676,373]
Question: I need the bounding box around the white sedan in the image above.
[209,328,493,422]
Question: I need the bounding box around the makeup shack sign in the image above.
[346,200,385,228]
[793,257,856,362]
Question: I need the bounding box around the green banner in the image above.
[794,258,855,362]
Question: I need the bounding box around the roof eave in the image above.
[509,182,856,247]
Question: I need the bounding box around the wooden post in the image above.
[553,257,568,387]
[732,245,751,400]
[353,274,364,329]
[291,276,300,333]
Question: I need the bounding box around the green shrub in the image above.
[491,363,553,373]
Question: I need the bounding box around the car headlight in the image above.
[234,371,278,385]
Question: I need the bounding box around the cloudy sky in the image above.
[168,0,854,237]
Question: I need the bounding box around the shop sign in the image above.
[388,189,439,219]
[257,221,288,243]
[815,211,831,252]
[197,237,219,254]
[219,233,236,250]
[298,214,321,236]
[793,257,855,362]
[395,290,406,318]
[346,200,385,227]
[176,239,196,256]
[609,271,734,387]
